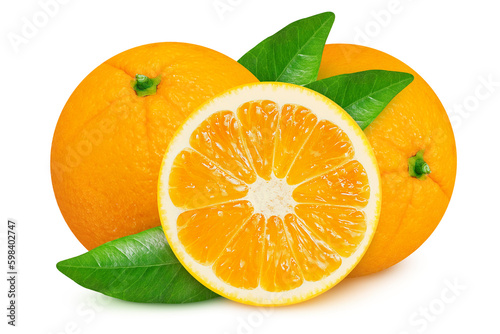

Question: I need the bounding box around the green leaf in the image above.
[57,227,219,304]
[239,12,335,85]
[305,70,414,129]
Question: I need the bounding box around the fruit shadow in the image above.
[93,292,224,311]
[86,258,413,312]
[229,257,415,311]
[301,259,414,308]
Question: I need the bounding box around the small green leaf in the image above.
[57,227,219,304]
[239,12,335,85]
[305,70,414,129]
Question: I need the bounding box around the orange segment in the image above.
[189,111,256,184]
[214,214,266,289]
[177,201,254,265]
[237,101,279,180]
[169,149,248,209]
[295,204,367,257]
[293,160,370,207]
[260,216,303,292]
[273,104,318,178]
[287,120,355,185]
[283,214,342,281]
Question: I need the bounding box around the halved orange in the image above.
[158,82,381,306]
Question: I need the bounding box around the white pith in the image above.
[245,175,296,219]
[158,82,381,306]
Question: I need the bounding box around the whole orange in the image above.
[51,42,258,250]
[318,44,457,276]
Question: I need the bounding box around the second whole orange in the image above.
[318,44,457,277]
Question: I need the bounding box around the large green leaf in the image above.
[305,70,414,129]
[57,227,218,303]
[239,12,335,85]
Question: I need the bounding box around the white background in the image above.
[1,0,499,333]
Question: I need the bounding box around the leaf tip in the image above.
[316,11,335,19]
[398,71,415,88]
[316,11,335,25]
[394,70,415,82]
[56,260,67,275]
[56,258,76,278]
[407,72,415,83]
[326,11,336,20]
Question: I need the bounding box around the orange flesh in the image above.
[169,101,371,292]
